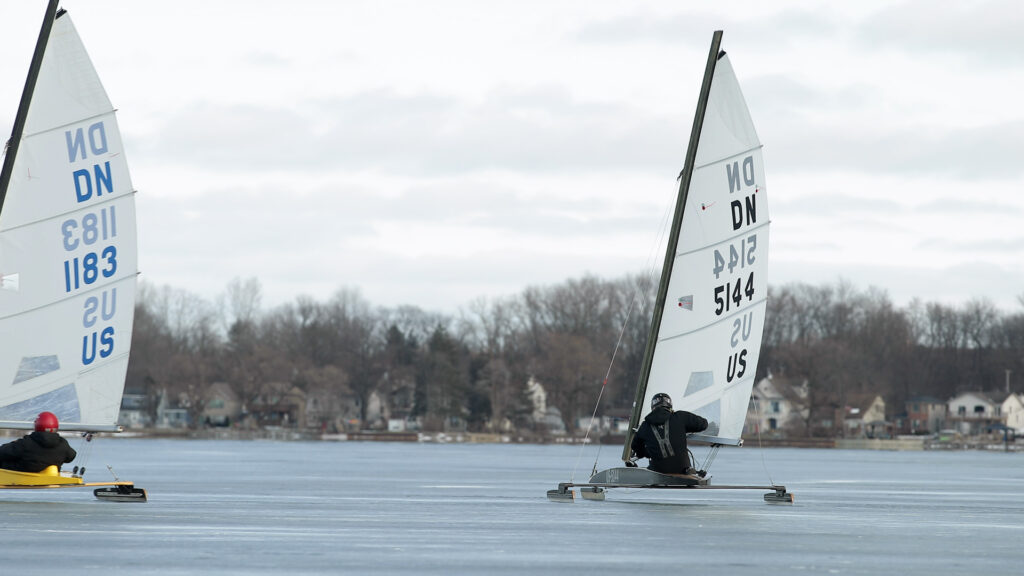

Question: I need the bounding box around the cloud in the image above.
[573,6,839,49]
[140,87,689,176]
[142,75,1024,184]
[858,0,1024,65]
[6,0,1024,317]
[922,235,1024,254]
[764,111,1024,179]
[917,197,1023,217]
[575,11,722,47]
[134,167,672,310]
[774,192,906,217]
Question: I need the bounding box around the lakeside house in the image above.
[843,395,889,438]
[117,391,152,428]
[116,376,1024,441]
[904,396,947,435]
[1002,393,1024,435]
[745,376,808,437]
[947,391,1004,435]
[156,389,189,428]
[204,382,241,427]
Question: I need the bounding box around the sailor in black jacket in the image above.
[0,411,77,473]
[630,393,708,475]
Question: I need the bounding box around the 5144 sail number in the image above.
[714,272,754,316]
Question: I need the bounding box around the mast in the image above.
[621,30,724,462]
[0,0,61,211]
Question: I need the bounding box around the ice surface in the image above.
[0,439,1021,574]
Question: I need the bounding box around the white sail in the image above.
[0,11,137,431]
[640,53,768,445]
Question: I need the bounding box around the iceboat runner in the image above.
[547,31,791,504]
[0,0,145,502]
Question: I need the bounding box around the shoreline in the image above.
[24,428,1018,451]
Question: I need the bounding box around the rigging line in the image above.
[572,289,640,482]
[570,179,678,482]
[698,444,720,473]
[642,182,678,301]
[571,178,676,481]
[752,395,776,486]
[630,177,679,318]
[74,432,96,473]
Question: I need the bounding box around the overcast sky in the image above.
[2,0,1022,314]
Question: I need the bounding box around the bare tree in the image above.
[125,273,1024,438]
[325,288,385,429]
[138,284,222,428]
[219,276,263,333]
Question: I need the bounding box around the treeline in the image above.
[763,282,1024,435]
[126,276,1024,435]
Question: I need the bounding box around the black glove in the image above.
[625,460,637,468]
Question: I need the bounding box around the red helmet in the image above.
[34,411,59,432]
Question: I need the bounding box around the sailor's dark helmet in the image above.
[651,393,672,410]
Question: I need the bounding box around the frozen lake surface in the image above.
[1,438,1021,574]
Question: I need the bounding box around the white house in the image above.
[525,376,547,422]
[575,415,628,435]
[118,392,152,429]
[947,391,1003,435]
[1001,393,1024,434]
[155,389,189,428]
[843,395,889,438]
[525,376,566,435]
[745,375,808,436]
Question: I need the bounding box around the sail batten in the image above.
[674,220,770,258]
[1,277,137,322]
[22,111,117,140]
[655,295,769,344]
[0,8,137,432]
[0,190,137,236]
[692,144,765,172]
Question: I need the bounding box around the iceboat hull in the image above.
[0,465,84,486]
[0,465,145,501]
[588,466,705,487]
